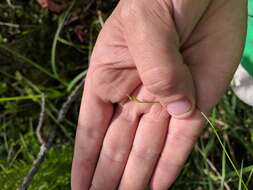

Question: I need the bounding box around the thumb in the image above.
[119,0,196,118]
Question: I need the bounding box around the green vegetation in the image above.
[0,1,252,189]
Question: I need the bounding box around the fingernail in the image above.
[166,99,192,116]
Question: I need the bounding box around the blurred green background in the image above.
[0,1,253,189]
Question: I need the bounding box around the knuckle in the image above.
[150,177,169,190]
[158,156,184,172]
[170,130,197,146]
[90,183,106,190]
[116,105,139,123]
[89,184,100,190]
[74,125,105,166]
[131,145,160,161]
[170,124,203,146]
[73,152,97,169]
[77,122,105,142]
[98,107,139,163]
[102,144,129,163]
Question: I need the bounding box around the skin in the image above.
[71,0,247,189]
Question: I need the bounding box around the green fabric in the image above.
[241,0,253,77]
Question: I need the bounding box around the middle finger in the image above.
[90,87,153,189]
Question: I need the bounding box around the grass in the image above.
[201,112,248,190]
[0,1,253,190]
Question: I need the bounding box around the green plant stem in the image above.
[127,95,159,104]
[0,94,62,102]
[51,0,76,78]
[67,70,87,92]
[201,112,248,190]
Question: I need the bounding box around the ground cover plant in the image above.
[0,0,253,189]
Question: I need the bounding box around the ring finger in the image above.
[119,103,169,190]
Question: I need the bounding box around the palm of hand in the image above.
[72,0,246,189]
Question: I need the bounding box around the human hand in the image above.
[71,0,247,189]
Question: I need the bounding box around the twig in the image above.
[6,0,15,8]
[36,95,46,145]
[18,81,84,190]
[0,21,19,28]
[83,0,95,13]
[97,10,104,27]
